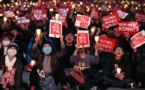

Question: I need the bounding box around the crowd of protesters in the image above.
[0,0,145,90]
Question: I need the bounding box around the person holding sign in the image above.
[26,27,53,71]
[131,45,145,88]
[103,45,136,89]
[0,43,23,90]
[67,43,101,90]
[29,35,68,90]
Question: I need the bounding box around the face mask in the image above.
[2,41,11,46]
[7,49,17,57]
[42,46,52,55]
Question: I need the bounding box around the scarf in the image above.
[5,55,16,70]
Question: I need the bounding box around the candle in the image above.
[3,17,7,22]
[55,14,59,20]
[36,29,41,36]
[30,60,36,67]
[95,36,99,42]
[80,2,83,5]
[117,68,121,73]
[72,4,75,9]
[0,14,3,17]
[91,27,95,33]
[15,16,18,19]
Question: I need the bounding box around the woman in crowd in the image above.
[0,43,23,90]
[29,35,68,90]
[67,43,100,90]
[0,34,12,57]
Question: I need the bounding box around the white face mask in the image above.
[7,49,17,57]
[2,40,11,46]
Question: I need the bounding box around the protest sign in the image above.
[97,36,117,53]
[131,30,145,48]
[75,14,91,29]
[49,20,62,38]
[77,30,90,48]
[118,21,139,35]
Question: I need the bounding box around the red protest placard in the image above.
[49,20,62,38]
[77,30,90,48]
[131,30,145,48]
[97,36,117,53]
[33,9,47,20]
[135,13,145,22]
[3,10,14,17]
[57,8,68,16]
[102,12,120,31]
[17,16,30,25]
[75,14,91,29]
[117,21,139,35]
[0,68,16,84]
[90,8,99,18]
[51,16,66,25]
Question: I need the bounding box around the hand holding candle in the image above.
[30,60,36,67]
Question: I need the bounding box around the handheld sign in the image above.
[97,36,117,53]
[57,8,68,16]
[0,68,16,84]
[135,13,145,22]
[117,10,128,19]
[49,20,62,38]
[3,10,14,17]
[77,30,90,48]
[75,14,91,29]
[17,16,30,26]
[90,8,99,18]
[102,12,120,31]
[117,21,139,35]
[33,9,47,20]
[131,30,145,48]
[51,16,66,25]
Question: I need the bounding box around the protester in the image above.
[58,30,76,76]
[26,27,53,71]
[103,45,136,88]
[29,35,68,90]
[0,43,23,90]
[67,43,100,90]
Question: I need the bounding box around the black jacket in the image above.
[103,55,132,80]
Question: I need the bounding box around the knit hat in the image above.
[8,43,19,51]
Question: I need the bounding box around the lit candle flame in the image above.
[95,36,99,42]
[4,17,7,22]
[117,68,121,73]
[55,14,59,20]
[36,29,41,36]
